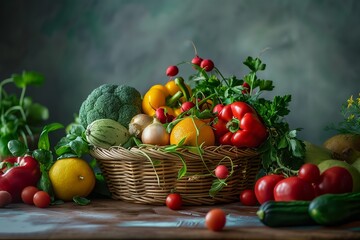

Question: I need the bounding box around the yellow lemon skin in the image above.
[49,158,96,201]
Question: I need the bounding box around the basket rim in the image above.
[90,144,260,161]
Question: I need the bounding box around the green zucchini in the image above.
[257,200,317,227]
[308,192,360,226]
[86,118,130,149]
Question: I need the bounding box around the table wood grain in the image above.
[1,199,359,239]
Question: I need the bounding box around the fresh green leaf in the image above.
[38,123,64,150]
[57,153,79,160]
[69,136,90,157]
[26,103,49,123]
[73,196,91,206]
[258,80,274,91]
[37,170,55,201]
[277,137,288,149]
[32,149,53,166]
[12,71,44,88]
[209,179,227,198]
[7,139,27,156]
[0,135,16,156]
[89,158,97,169]
[55,143,71,156]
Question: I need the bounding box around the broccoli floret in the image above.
[79,84,142,128]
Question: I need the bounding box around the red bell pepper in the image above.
[212,101,268,148]
[0,155,41,202]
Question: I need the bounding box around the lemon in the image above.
[49,158,96,201]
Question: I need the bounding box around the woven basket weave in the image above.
[90,145,261,205]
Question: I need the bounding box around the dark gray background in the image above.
[1,0,359,145]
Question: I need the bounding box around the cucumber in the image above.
[257,200,317,227]
[86,118,130,149]
[309,192,360,226]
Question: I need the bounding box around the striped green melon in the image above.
[86,118,130,149]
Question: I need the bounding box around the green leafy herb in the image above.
[0,71,49,156]
[54,120,90,159]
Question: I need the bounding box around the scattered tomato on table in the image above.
[33,191,51,208]
[205,208,226,231]
[21,186,40,205]
[166,193,183,210]
[0,190,12,207]
[240,189,258,206]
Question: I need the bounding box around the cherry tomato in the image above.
[214,165,229,179]
[254,174,284,204]
[0,191,12,207]
[166,193,182,210]
[33,191,51,208]
[240,189,258,206]
[298,163,320,184]
[21,186,39,205]
[274,177,315,201]
[205,208,226,231]
[317,166,353,195]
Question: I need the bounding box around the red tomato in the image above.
[298,163,320,184]
[165,193,182,210]
[214,165,229,179]
[274,177,315,201]
[21,186,39,205]
[317,166,353,195]
[254,174,284,204]
[205,208,226,231]
[0,191,12,207]
[33,191,51,208]
[240,189,258,206]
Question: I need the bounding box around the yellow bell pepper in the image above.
[142,77,191,117]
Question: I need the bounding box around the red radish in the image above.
[242,82,250,94]
[191,55,203,66]
[181,101,195,112]
[200,59,214,71]
[166,65,179,77]
[155,108,167,123]
[215,165,229,179]
[166,114,175,123]
[155,108,174,124]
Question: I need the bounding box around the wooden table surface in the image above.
[1,198,360,240]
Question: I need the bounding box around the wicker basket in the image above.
[90,145,261,205]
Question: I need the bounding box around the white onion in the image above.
[128,114,153,138]
[141,119,169,146]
